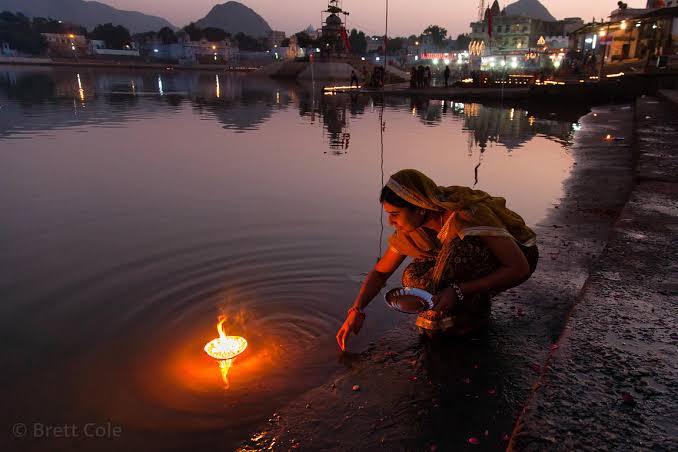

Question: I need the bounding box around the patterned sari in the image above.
[385,169,539,335]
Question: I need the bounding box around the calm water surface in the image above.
[0,67,578,450]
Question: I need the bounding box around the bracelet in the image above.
[348,306,366,318]
[450,282,464,304]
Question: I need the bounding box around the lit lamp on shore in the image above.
[204,317,248,388]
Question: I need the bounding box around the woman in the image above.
[336,169,539,351]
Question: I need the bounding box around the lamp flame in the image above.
[204,317,247,388]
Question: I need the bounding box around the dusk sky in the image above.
[98,0,647,36]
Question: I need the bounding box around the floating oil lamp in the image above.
[204,317,248,388]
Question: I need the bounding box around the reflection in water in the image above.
[0,67,581,451]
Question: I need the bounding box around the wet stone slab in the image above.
[510,97,678,452]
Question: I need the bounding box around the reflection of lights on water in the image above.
[215,74,220,98]
[510,108,515,121]
[529,116,536,126]
[76,73,85,102]
[158,76,164,96]
[131,80,136,96]
[276,91,280,104]
[204,317,248,388]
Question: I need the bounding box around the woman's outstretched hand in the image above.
[431,287,457,313]
[336,310,365,351]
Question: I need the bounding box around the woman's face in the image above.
[383,202,425,233]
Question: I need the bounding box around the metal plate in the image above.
[384,287,434,314]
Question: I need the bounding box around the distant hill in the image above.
[0,0,174,33]
[194,1,271,37]
[504,0,557,22]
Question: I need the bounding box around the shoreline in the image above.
[0,57,259,72]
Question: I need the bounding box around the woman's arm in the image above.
[337,249,406,350]
[457,236,531,296]
[350,249,407,311]
[432,236,531,311]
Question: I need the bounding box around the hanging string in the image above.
[377,0,389,261]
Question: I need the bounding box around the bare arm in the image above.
[433,236,531,311]
[351,248,407,311]
[457,236,531,296]
[337,248,406,350]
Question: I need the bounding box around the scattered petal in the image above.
[622,392,637,406]
[488,388,497,396]
[352,385,361,392]
[463,377,471,384]
[502,434,510,441]
[409,375,418,382]
[550,344,559,351]
[468,437,480,445]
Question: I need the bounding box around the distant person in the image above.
[336,169,539,349]
[417,65,425,88]
[410,67,417,88]
[444,65,451,87]
[425,66,432,88]
[350,70,359,88]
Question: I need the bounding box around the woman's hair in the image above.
[379,185,418,209]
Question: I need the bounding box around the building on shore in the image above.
[468,0,582,70]
[1,41,17,57]
[320,0,350,56]
[41,33,89,57]
[269,31,286,48]
[139,34,236,65]
[89,40,140,57]
[568,6,678,73]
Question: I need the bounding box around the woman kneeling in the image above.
[336,169,539,350]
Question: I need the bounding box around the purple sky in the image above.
[99,0,647,36]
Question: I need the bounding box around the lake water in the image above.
[0,67,578,450]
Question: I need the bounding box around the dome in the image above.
[326,14,342,27]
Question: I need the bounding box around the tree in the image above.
[348,29,367,55]
[294,31,314,48]
[234,32,265,51]
[455,33,471,51]
[0,12,46,54]
[203,27,229,42]
[90,23,131,49]
[387,37,405,53]
[183,22,202,41]
[423,25,448,47]
[157,26,177,44]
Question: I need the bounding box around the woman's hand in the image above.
[431,287,458,314]
[336,309,365,351]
